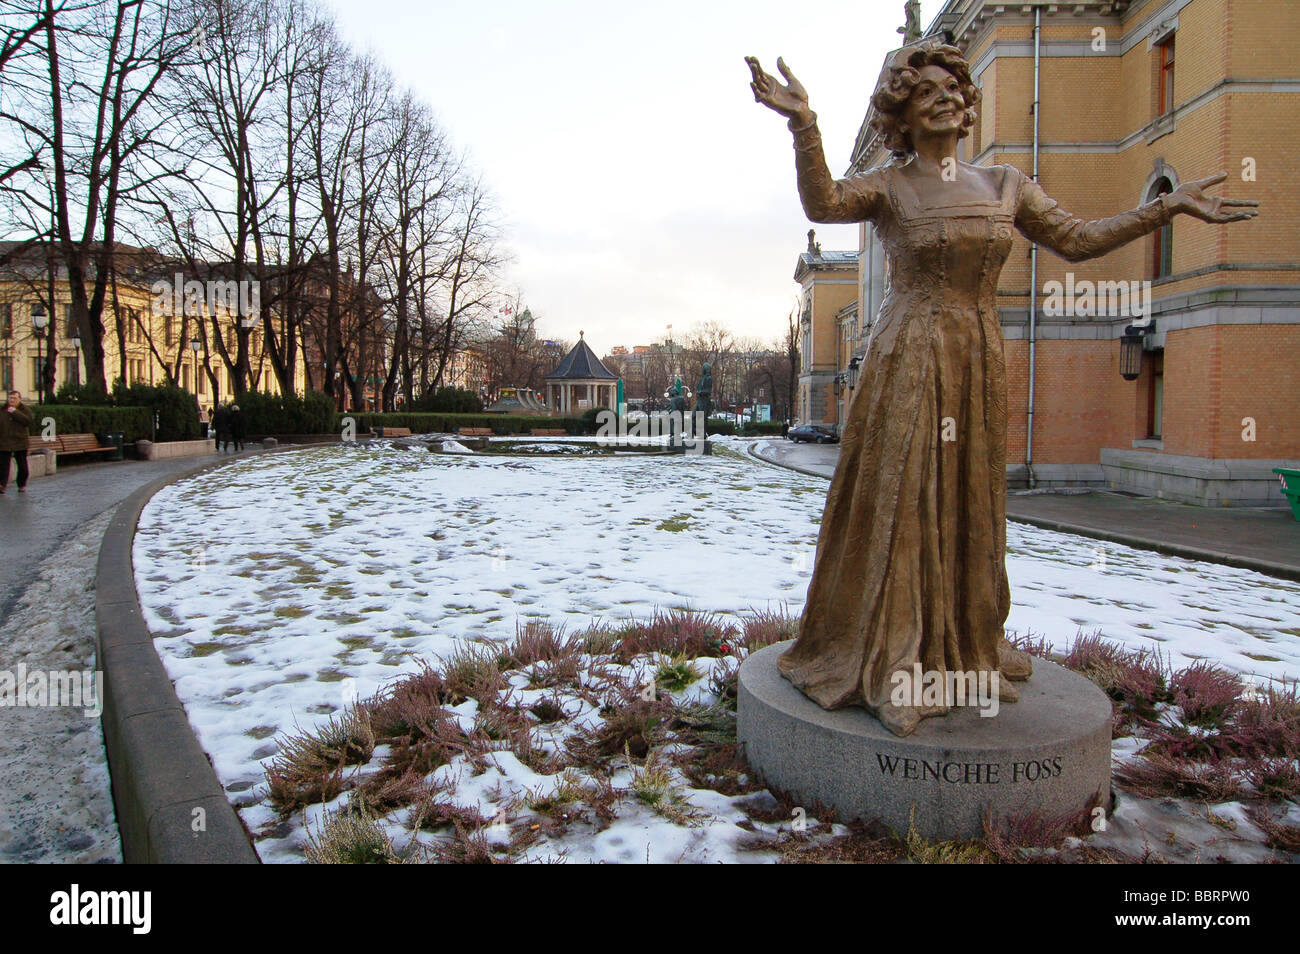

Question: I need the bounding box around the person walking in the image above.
[212,402,230,453]
[0,390,35,493]
[229,404,245,452]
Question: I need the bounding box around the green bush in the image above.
[579,406,611,432]
[238,390,335,435]
[410,387,483,414]
[705,418,736,436]
[27,404,154,443]
[339,412,587,436]
[740,420,784,436]
[52,382,113,406]
[112,381,202,442]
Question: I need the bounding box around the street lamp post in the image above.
[31,307,47,405]
[71,331,81,388]
[189,336,201,398]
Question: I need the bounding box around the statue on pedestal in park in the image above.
[694,362,713,434]
[667,380,689,447]
[745,39,1257,737]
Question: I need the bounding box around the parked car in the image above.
[787,424,839,444]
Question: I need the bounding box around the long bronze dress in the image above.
[778,118,1174,717]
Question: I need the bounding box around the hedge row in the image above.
[338,412,589,435]
[26,404,155,443]
[238,390,335,436]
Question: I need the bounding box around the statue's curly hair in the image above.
[869,40,980,156]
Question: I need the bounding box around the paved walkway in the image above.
[0,449,257,863]
[747,438,1300,582]
[0,453,237,623]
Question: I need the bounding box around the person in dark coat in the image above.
[0,390,35,492]
[212,403,230,452]
[228,404,245,451]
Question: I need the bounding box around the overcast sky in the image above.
[322,0,944,350]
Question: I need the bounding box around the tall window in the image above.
[1149,177,1174,278]
[64,303,76,337]
[0,357,12,392]
[1157,36,1175,115]
[1147,350,1164,439]
[0,303,11,339]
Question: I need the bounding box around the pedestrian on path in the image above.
[213,403,230,452]
[229,404,245,452]
[0,390,35,493]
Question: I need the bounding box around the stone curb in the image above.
[1000,513,1300,584]
[745,440,837,481]
[746,441,1300,584]
[96,443,324,863]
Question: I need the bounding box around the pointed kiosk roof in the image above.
[544,331,618,381]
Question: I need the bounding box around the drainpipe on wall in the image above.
[1025,6,1042,490]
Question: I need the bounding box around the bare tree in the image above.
[7,0,196,394]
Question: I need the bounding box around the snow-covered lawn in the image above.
[132,440,1300,861]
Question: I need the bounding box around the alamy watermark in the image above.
[593,408,710,455]
[889,663,1000,718]
[0,664,102,718]
[1042,273,1151,320]
[151,272,260,327]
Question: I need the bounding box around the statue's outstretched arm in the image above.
[747,55,884,225]
[1014,169,1257,263]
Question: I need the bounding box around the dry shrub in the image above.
[615,609,739,661]
[742,608,799,651]
[264,706,375,815]
[441,642,506,704]
[577,624,620,657]
[370,713,478,791]
[365,661,453,741]
[1005,630,1054,659]
[427,821,509,864]
[1064,631,1169,721]
[756,819,905,864]
[1115,751,1247,803]
[674,743,763,797]
[1246,806,1300,854]
[981,799,1098,863]
[304,803,401,864]
[1233,683,1300,759]
[1243,757,1300,801]
[1172,660,1244,727]
[499,621,579,669]
[708,655,740,705]
[567,695,676,764]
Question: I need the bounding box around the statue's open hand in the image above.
[746,56,811,121]
[1170,172,1259,223]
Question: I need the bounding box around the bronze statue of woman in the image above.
[745,41,1257,737]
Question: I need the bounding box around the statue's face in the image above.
[900,64,965,142]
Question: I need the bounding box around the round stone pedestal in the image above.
[737,641,1112,841]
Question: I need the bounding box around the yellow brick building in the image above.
[0,243,303,407]
[808,0,1300,505]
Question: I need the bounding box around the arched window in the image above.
[1148,177,1173,279]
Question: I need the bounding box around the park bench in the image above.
[530,428,567,436]
[1273,467,1300,521]
[373,426,412,437]
[26,433,120,460]
[457,427,492,437]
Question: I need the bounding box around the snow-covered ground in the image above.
[132,440,1300,861]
